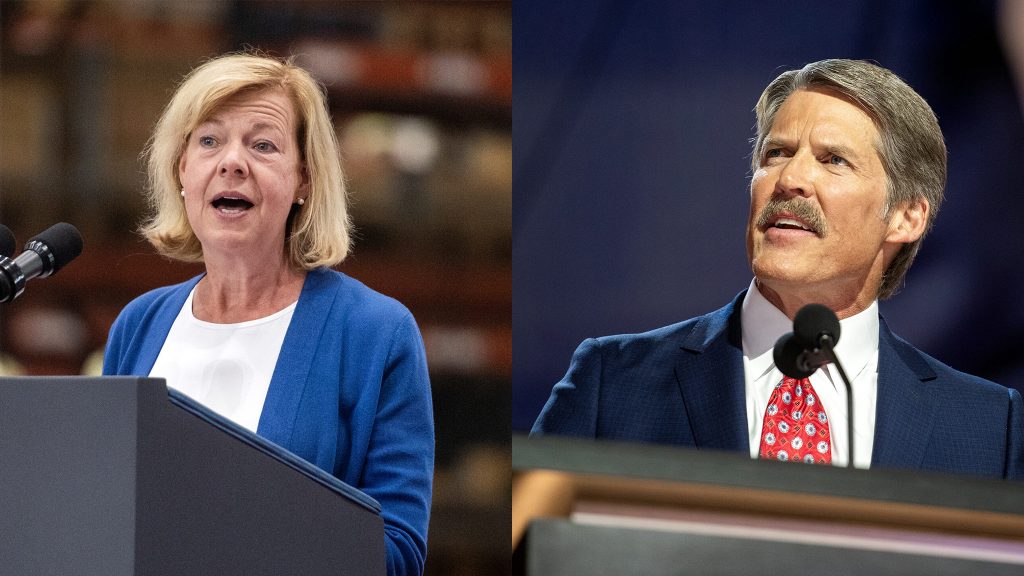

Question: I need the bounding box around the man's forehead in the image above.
[767,89,881,149]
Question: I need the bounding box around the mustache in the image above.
[755,197,827,236]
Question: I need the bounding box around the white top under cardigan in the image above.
[149,287,297,432]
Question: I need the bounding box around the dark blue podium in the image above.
[0,376,384,575]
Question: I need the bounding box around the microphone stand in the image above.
[819,335,854,469]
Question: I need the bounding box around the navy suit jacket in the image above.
[532,292,1024,479]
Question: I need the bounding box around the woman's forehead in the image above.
[199,87,295,126]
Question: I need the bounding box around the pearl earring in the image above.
[180,189,185,198]
[296,197,305,205]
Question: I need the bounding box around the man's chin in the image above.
[750,260,820,288]
[749,264,827,295]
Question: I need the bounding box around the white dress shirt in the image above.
[741,279,878,468]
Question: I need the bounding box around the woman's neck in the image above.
[193,256,306,323]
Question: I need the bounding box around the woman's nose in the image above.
[218,143,249,178]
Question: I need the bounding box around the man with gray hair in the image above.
[532,59,1023,479]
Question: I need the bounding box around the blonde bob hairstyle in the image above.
[141,52,351,269]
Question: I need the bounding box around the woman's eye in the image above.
[198,136,216,147]
[254,141,277,153]
[829,154,848,166]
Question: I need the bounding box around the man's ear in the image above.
[885,197,929,245]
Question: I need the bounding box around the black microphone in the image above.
[0,225,14,258]
[773,332,819,379]
[0,222,84,303]
[772,303,855,468]
[794,303,841,349]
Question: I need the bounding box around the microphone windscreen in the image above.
[773,333,816,379]
[0,225,14,258]
[793,303,840,348]
[27,222,83,273]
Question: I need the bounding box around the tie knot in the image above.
[782,376,807,387]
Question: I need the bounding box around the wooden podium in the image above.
[0,376,384,575]
[513,435,1024,575]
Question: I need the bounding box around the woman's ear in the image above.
[178,151,188,186]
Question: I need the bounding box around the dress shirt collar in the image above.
[740,278,879,381]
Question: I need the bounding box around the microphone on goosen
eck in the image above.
[772,303,855,468]
[0,222,84,303]
[0,225,15,258]
[772,332,817,379]
[794,304,841,351]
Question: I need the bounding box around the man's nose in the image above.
[776,152,815,197]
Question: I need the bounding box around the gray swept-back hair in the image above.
[752,59,946,299]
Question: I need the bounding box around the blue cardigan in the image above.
[103,268,434,576]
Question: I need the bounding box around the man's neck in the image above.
[754,278,876,320]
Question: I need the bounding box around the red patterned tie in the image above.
[759,376,832,464]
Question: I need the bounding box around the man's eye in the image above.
[829,154,848,166]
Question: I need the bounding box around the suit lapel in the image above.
[673,293,748,452]
[669,298,942,464]
[871,319,938,469]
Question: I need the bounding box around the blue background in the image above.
[513,0,1024,431]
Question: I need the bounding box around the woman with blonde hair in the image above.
[104,52,433,576]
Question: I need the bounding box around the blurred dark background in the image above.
[513,0,1024,432]
[0,1,509,574]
